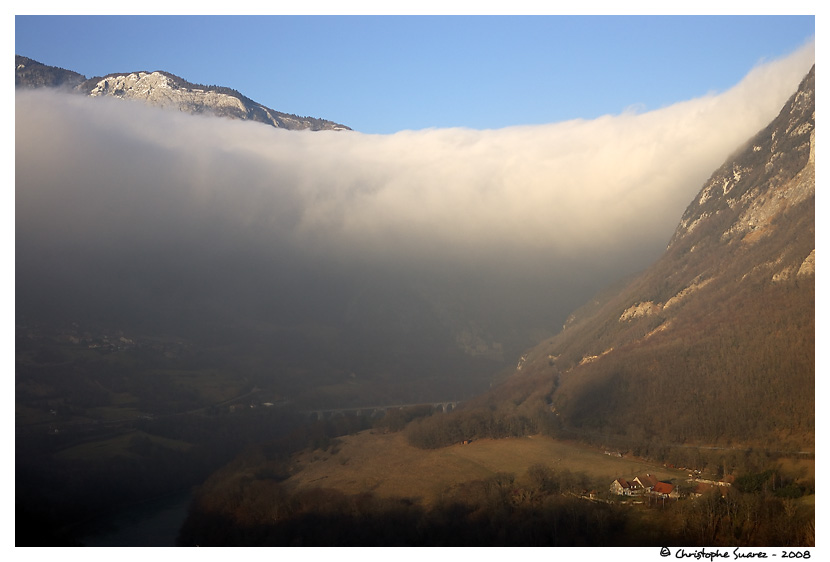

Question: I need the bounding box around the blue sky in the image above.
[15,14,815,134]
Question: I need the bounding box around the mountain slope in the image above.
[15,54,350,131]
[507,66,815,452]
[15,55,85,89]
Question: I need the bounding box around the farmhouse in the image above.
[633,474,659,492]
[611,473,678,498]
[610,478,632,495]
[610,478,644,496]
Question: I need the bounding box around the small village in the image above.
[610,472,734,501]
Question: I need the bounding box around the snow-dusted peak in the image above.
[88,71,248,115]
[16,55,350,131]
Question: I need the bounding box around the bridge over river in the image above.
[304,401,460,421]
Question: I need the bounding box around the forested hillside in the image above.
[499,66,815,453]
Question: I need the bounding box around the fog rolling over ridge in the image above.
[16,44,814,405]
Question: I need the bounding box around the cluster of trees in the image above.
[397,372,560,449]
[404,407,541,449]
[675,486,813,546]
[558,424,814,484]
[371,404,434,433]
[733,469,813,499]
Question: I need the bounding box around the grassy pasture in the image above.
[283,431,691,504]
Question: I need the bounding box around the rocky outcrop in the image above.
[618,276,712,323]
[669,67,814,250]
[619,301,660,322]
[88,71,248,114]
[663,277,712,310]
[797,249,815,278]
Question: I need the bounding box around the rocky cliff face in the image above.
[505,67,815,450]
[15,55,350,132]
[669,66,814,255]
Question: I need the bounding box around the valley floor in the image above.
[283,431,691,503]
[180,426,814,546]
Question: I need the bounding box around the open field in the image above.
[283,431,692,504]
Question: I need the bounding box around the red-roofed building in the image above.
[613,474,679,499]
[634,474,660,491]
[652,481,677,498]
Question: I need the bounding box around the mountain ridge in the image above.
[15,54,351,132]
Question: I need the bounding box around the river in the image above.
[79,490,193,547]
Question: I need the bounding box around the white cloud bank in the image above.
[15,41,815,350]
